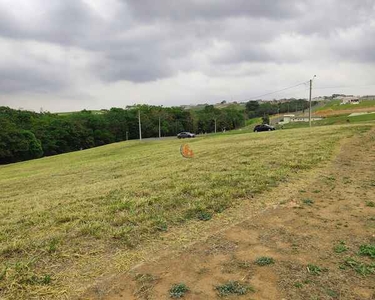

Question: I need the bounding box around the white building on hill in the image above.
[340,97,360,105]
[278,114,323,124]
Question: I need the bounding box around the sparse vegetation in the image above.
[196,210,213,221]
[307,264,325,275]
[302,198,314,206]
[358,244,375,258]
[334,241,348,253]
[169,283,189,298]
[215,281,254,297]
[341,257,375,276]
[47,238,59,253]
[326,289,339,298]
[255,256,275,266]
[134,273,158,294]
[222,257,251,273]
[366,201,375,207]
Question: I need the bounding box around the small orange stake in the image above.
[180,144,194,158]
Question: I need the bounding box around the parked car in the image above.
[177,132,196,139]
[253,124,275,132]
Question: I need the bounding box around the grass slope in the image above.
[0,124,370,298]
[282,113,375,129]
[315,99,375,115]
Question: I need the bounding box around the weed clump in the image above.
[47,238,59,253]
[134,273,158,299]
[341,257,375,276]
[30,274,51,285]
[358,244,375,258]
[307,264,325,275]
[1,259,52,287]
[197,210,212,221]
[169,283,189,298]
[326,289,338,298]
[366,201,375,207]
[215,281,254,297]
[302,198,314,206]
[334,241,348,253]
[154,219,168,232]
[255,257,275,266]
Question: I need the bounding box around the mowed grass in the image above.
[0,124,370,298]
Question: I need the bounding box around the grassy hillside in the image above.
[315,99,375,116]
[0,124,371,299]
[281,112,375,129]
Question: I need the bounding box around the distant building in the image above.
[340,97,360,105]
[278,114,323,124]
[360,95,375,100]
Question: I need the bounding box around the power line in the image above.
[243,80,310,101]
[235,82,375,104]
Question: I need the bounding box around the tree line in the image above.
[245,98,314,119]
[0,99,313,164]
[0,105,245,164]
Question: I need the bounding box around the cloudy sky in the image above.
[0,0,375,112]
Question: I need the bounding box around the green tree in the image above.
[0,129,43,164]
[262,115,270,125]
[245,100,260,112]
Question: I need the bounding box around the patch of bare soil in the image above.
[83,130,375,300]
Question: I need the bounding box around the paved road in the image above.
[139,136,176,142]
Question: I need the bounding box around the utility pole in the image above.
[138,109,142,141]
[126,131,128,141]
[309,75,316,127]
[309,79,312,127]
[158,116,161,138]
[214,118,217,133]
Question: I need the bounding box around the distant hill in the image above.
[315,99,375,116]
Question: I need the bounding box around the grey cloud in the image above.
[211,45,271,65]
[330,25,375,63]
[0,0,375,103]
[289,0,375,36]
[125,0,302,21]
[96,49,173,83]
[0,65,68,93]
[0,1,104,45]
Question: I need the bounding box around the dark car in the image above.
[253,124,275,132]
[177,132,196,139]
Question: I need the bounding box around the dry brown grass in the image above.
[0,124,371,299]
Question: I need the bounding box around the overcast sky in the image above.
[0,0,375,112]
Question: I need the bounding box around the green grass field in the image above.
[0,124,371,299]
